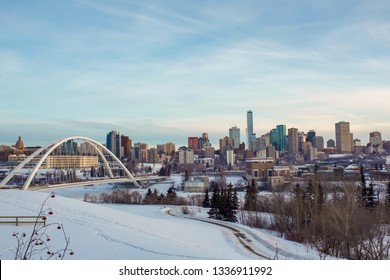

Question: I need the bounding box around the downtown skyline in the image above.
[1,0,389,146]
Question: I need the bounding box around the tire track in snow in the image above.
[92,228,209,260]
[165,209,271,260]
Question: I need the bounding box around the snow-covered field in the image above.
[0,181,324,260]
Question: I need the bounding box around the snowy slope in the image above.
[0,188,323,260]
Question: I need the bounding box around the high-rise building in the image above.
[219,136,234,155]
[278,125,287,151]
[288,128,299,157]
[335,121,352,153]
[134,142,148,162]
[307,130,316,144]
[369,131,383,153]
[226,150,235,166]
[147,148,159,163]
[314,136,324,150]
[246,110,256,150]
[229,126,240,149]
[120,135,132,158]
[298,132,306,153]
[106,130,121,158]
[327,139,336,148]
[188,137,199,150]
[164,142,176,156]
[270,125,287,152]
[270,129,278,149]
[199,132,211,149]
[204,146,215,159]
[178,147,194,164]
[258,133,270,151]
[59,139,77,155]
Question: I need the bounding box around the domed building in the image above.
[14,136,25,151]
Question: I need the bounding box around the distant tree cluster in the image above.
[250,178,390,260]
[143,186,187,205]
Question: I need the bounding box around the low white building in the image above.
[184,176,209,192]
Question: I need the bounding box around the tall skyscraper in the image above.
[188,137,199,150]
[270,128,278,149]
[307,130,316,144]
[314,136,324,150]
[120,135,132,158]
[164,142,176,156]
[106,130,121,158]
[298,132,306,153]
[178,147,194,164]
[219,136,234,155]
[369,131,383,153]
[246,110,256,150]
[276,124,287,151]
[269,125,287,152]
[199,132,211,148]
[335,121,352,153]
[229,126,240,149]
[288,128,299,157]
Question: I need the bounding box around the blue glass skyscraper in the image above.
[106,130,121,158]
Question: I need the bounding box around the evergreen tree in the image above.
[315,182,325,214]
[223,184,238,223]
[385,182,390,213]
[143,188,153,204]
[208,183,238,223]
[158,166,165,176]
[302,181,314,225]
[292,183,305,231]
[165,186,177,205]
[208,182,220,219]
[202,188,210,208]
[244,179,258,211]
[360,166,369,208]
[365,182,377,209]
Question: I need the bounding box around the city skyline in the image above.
[1,0,389,146]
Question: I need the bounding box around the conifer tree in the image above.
[223,184,238,223]
[208,182,220,219]
[202,188,210,208]
[365,182,377,209]
[385,182,390,213]
[244,179,258,211]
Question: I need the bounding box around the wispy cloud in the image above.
[1,0,390,146]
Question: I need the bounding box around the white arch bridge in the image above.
[0,136,165,190]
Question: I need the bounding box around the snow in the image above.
[0,184,325,260]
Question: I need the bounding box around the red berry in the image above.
[48,211,54,215]
[47,251,51,255]
[69,251,74,256]
[57,225,61,230]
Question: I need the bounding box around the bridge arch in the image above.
[0,136,139,190]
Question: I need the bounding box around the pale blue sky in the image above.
[1,0,389,147]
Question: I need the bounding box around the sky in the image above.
[1,0,389,147]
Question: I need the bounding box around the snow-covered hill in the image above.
[0,187,322,260]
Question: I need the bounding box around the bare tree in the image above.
[11,192,74,260]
